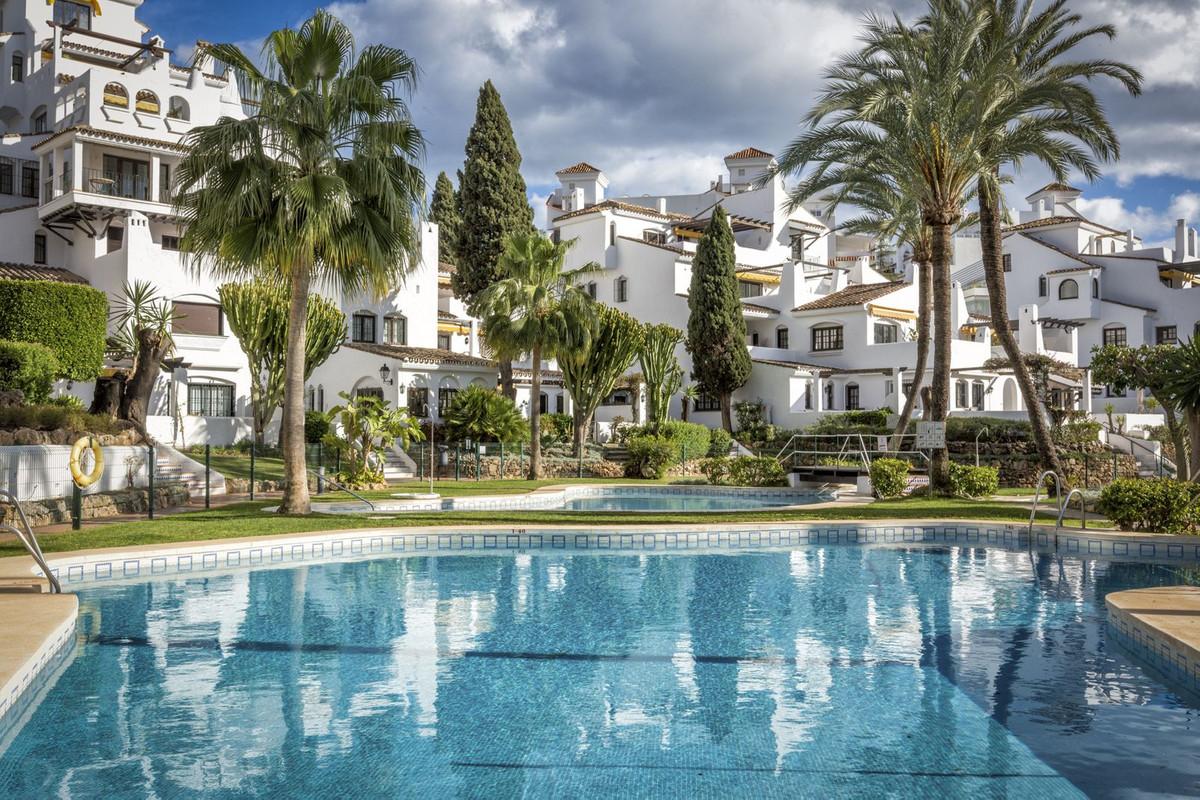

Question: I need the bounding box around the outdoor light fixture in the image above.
[379,363,393,385]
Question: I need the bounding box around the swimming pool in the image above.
[1,545,1197,798]
[312,484,835,514]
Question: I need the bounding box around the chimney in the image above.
[1190,227,1197,258]
[1175,219,1187,263]
[1126,229,1135,249]
[656,197,667,214]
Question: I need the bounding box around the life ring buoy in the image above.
[69,436,104,488]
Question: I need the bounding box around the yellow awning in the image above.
[438,322,470,335]
[737,272,781,286]
[868,304,916,321]
[48,0,102,16]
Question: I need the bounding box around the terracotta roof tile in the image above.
[1004,215,1122,235]
[554,199,689,224]
[1044,264,1102,275]
[752,357,823,370]
[345,342,495,369]
[725,147,774,161]
[35,125,187,154]
[792,282,903,312]
[1025,182,1081,199]
[556,162,603,175]
[0,262,89,284]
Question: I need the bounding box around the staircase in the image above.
[154,455,206,494]
[1106,431,1176,478]
[381,447,415,482]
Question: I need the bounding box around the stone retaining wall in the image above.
[1,484,190,528]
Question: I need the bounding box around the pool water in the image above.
[1,546,1198,798]
[562,493,806,511]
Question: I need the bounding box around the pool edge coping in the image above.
[1106,587,1200,695]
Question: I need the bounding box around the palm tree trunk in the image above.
[892,259,931,452]
[1162,402,1190,480]
[528,343,543,479]
[499,360,516,401]
[978,181,1064,482]
[928,221,953,492]
[681,398,690,423]
[572,407,589,458]
[120,328,171,437]
[279,269,312,514]
[1187,408,1200,482]
[720,392,733,433]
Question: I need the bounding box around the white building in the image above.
[0,0,494,447]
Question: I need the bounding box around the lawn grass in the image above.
[1,494,1100,559]
[200,453,287,482]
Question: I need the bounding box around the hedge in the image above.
[947,463,999,498]
[1098,478,1200,535]
[0,340,60,403]
[702,455,786,487]
[624,434,676,479]
[0,278,108,381]
[869,458,911,499]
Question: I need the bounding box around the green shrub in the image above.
[701,456,732,485]
[1054,418,1102,449]
[945,416,1032,444]
[869,458,911,499]
[443,385,529,444]
[807,409,891,436]
[45,394,83,409]
[0,340,60,403]
[304,410,330,444]
[625,434,676,479]
[659,420,710,462]
[728,455,786,486]
[708,427,733,457]
[0,403,124,434]
[1098,478,1200,535]
[0,279,107,380]
[947,463,999,498]
[540,412,573,445]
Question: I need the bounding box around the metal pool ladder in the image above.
[1027,470,1064,549]
[0,490,61,593]
[1056,488,1087,549]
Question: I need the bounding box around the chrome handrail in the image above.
[307,469,376,511]
[1057,487,1087,535]
[1028,470,1064,543]
[0,490,61,593]
[1117,433,1177,477]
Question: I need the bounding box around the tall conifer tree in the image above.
[430,171,461,266]
[455,81,533,398]
[687,207,751,432]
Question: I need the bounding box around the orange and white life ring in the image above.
[69,436,104,488]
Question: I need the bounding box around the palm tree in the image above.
[174,11,426,513]
[680,383,700,423]
[773,9,989,491]
[1165,338,1200,481]
[477,233,597,478]
[936,0,1141,483]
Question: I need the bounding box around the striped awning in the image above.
[868,304,916,321]
[438,321,470,335]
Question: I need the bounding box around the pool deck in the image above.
[1106,586,1200,694]
[0,592,77,729]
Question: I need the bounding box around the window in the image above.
[437,332,451,350]
[1058,278,1079,300]
[586,281,597,299]
[161,235,180,251]
[1156,326,1178,345]
[383,314,407,345]
[355,387,384,400]
[1105,384,1126,398]
[0,160,11,194]
[790,236,805,261]
[642,229,666,246]
[33,233,46,265]
[438,387,459,415]
[135,90,160,114]
[775,326,789,349]
[159,162,171,203]
[804,384,812,410]
[972,381,984,411]
[812,324,843,352]
[10,53,22,84]
[1102,326,1127,347]
[609,221,616,246]
[845,383,860,410]
[53,0,92,29]
[317,385,324,412]
[106,226,123,252]
[750,331,759,346]
[556,394,564,413]
[101,154,150,200]
[31,109,47,134]
[539,393,548,414]
[1092,277,1100,299]
[408,387,429,417]
[167,96,190,121]
[103,83,129,109]
[1002,254,1012,273]
[874,322,897,344]
[1038,276,1047,297]
[173,302,223,336]
[615,276,628,303]
[738,280,763,298]
[693,392,721,412]
[824,382,834,410]
[187,383,234,417]
[352,313,376,343]
[956,381,968,408]
[603,388,633,406]
[20,163,38,198]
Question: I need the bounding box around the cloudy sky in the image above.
[142,0,1200,245]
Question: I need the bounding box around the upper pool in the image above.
[1,544,1197,798]
[312,484,835,514]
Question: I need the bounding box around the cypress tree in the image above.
[455,81,533,397]
[687,206,751,432]
[429,171,461,265]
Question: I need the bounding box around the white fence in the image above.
[0,445,153,502]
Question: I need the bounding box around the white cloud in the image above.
[1076,191,1200,245]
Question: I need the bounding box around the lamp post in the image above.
[975,425,989,467]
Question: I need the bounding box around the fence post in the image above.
[499,443,505,478]
[249,442,256,501]
[455,445,461,480]
[475,442,481,481]
[71,484,82,531]
[1111,452,1118,481]
[417,443,424,480]
[204,444,211,510]
[1084,453,1090,488]
[520,441,525,473]
[578,445,583,478]
[147,444,155,520]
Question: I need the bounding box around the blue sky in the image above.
[140,0,1200,245]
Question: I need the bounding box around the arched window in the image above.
[383,313,406,345]
[135,90,160,114]
[615,276,628,303]
[955,380,968,408]
[971,380,985,410]
[824,382,834,410]
[103,82,129,108]
[167,96,190,121]
[1092,277,1100,299]
[306,385,316,411]
[10,52,24,84]
[812,324,843,352]
[317,385,325,412]
[1058,278,1079,300]
[30,105,47,133]
[775,325,789,349]
[539,392,548,414]
[1038,275,1047,297]
[845,383,860,410]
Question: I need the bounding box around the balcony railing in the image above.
[83,168,150,201]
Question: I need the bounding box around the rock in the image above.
[12,427,40,445]
[0,430,12,446]
[0,389,24,408]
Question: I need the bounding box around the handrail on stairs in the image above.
[0,489,61,593]
[307,469,376,511]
